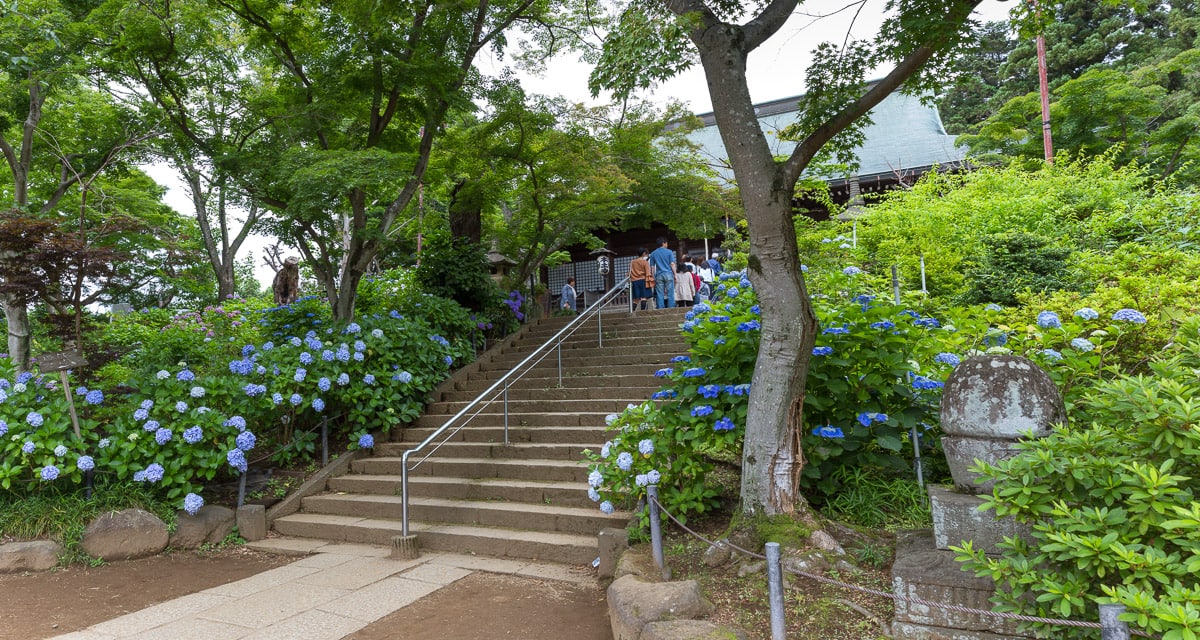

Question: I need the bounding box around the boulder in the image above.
[608,575,713,640]
[700,540,733,567]
[170,505,236,549]
[81,509,168,561]
[640,620,750,640]
[808,530,846,556]
[0,540,64,573]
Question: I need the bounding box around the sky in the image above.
[151,0,1017,287]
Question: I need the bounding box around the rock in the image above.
[701,540,732,567]
[598,528,630,578]
[81,509,169,561]
[236,504,267,542]
[0,540,64,573]
[782,549,831,576]
[616,546,662,580]
[736,559,765,578]
[608,575,713,640]
[639,620,751,640]
[169,505,236,549]
[808,530,846,556]
[940,355,1064,440]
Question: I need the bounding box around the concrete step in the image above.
[272,513,602,565]
[451,373,661,394]
[353,456,592,483]
[375,441,593,461]
[437,384,661,403]
[467,364,668,382]
[328,475,597,508]
[501,337,689,357]
[475,351,676,372]
[521,326,685,344]
[391,425,608,445]
[300,494,624,536]
[424,398,639,416]
[408,411,619,428]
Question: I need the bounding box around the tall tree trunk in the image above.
[696,28,820,516]
[4,295,31,370]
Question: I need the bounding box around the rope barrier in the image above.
[649,495,1156,638]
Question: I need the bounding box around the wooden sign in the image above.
[36,350,87,373]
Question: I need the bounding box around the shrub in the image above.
[961,232,1077,306]
[953,319,1200,638]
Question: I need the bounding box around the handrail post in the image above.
[557,342,563,387]
[598,304,604,347]
[401,451,411,536]
[503,382,510,445]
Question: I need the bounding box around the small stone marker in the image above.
[236,504,267,542]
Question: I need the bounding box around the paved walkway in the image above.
[49,539,595,640]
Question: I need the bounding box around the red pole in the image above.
[1035,3,1053,163]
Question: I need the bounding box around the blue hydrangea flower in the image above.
[54,445,68,457]
[321,349,335,362]
[934,352,961,367]
[294,368,307,383]
[98,438,110,448]
[272,393,283,405]
[143,419,160,432]
[40,465,59,481]
[682,368,706,378]
[155,428,172,445]
[345,323,362,334]
[737,320,761,332]
[190,386,206,398]
[684,311,695,321]
[262,342,274,351]
[397,371,413,384]
[364,374,376,385]
[651,390,677,400]
[870,320,895,330]
[842,266,862,276]
[984,330,1009,347]
[600,501,615,514]
[0,421,7,437]
[144,463,165,483]
[290,337,302,347]
[183,493,204,516]
[1071,337,1096,352]
[812,346,833,356]
[305,337,322,350]
[175,400,188,412]
[354,340,366,352]
[708,315,730,323]
[600,442,612,459]
[371,329,384,339]
[444,355,453,366]
[985,303,1003,312]
[691,405,714,417]
[654,368,673,378]
[312,398,325,412]
[812,425,844,438]
[616,452,634,471]
[913,316,941,329]
[588,487,601,502]
[76,386,88,396]
[822,327,850,335]
[77,455,95,471]
[133,407,149,421]
[290,393,303,406]
[670,355,690,363]
[911,375,944,390]
[635,474,649,487]
[22,441,35,454]
[714,417,736,431]
[713,337,726,345]
[638,439,654,456]
[241,384,264,398]
[1042,349,1063,361]
[227,449,247,473]
[725,384,751,396]
[299,351,314,365]
[133,470,147,482]
[236,431,256,451]
[750,305,761,315]
[698,385,721,399]
[588,470,604,488]
[156,370,170,380]
[693,302,711,313]
[27,412,43,427]
[228,359,254,375]
[727,287,740,298]
[317,377,331,392]
[225,415,247,431]
[336,373,350,386]
[183,426,203,444]
[337,347,351,363]
[358,434,375,449]
[141,399,154,410]
[605,414,619,426]
[647,470,661,484]
[1073,307,1099,320]
[177,369,196,382]
[1037,311,1062,330]
[1112,308,1147,324]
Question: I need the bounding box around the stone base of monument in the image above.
[929,486,1033,556]
[891,530,1035,639]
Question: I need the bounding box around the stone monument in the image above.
[892,355,1065,639]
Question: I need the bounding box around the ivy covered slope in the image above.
[0,277,522,516]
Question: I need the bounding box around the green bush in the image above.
[413,235,502,313]
[961,232,1077,306]
[954,319,1200,638]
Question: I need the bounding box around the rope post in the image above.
[910,425,924,491]
[1099,604,1130,640]
[321,416,329,467]
[236,470,247,508]
[766,542,787,640]
[647,485,666,579]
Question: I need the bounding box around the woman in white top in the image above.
[674,263,696,307]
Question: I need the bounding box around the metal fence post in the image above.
[321,416,329,466]
[1099,604,1130,640]
[598,305,604,348]
[557,343,563,387]
[237,470,247,508]
[911,425,924,491]
[401,452,411,537]
[766,542,787,640]
[647,485,666,579]
[503,382,510,445]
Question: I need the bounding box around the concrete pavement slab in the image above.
[195,583,349,629]
[237,609,363,640]
[43,632,116,640]
[201,564,323,598]
[397,562,472,585]
[90,592,237,637]
[317,576,442,623]
[309,543,391,557]
[122,617,252,640]
[429,552,527,574]
[296,556,418,590]
[243,538,327,556]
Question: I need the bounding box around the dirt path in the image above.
[345,572,611,640]
[0,548,290,640]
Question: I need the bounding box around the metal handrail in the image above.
[399,275,633,536]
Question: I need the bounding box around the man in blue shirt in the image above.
[648,237,676,308]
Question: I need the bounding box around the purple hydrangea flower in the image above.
[616,452,633,471]
[77,455,94,471]
[22,441,35,454]
[1112,308,1147,324]
[40,465,59,481]
[155,428,172,445]
[85,389,104,405]
[1037,311,1062,330]
[26,412,43,427]
[183,426,203,444]
[358,434,374,449]
[600,501,615,514]
[227,449,247,472]
[312,398,325,412]
[144,463,165,483]
[1073,307,1099,320]
[934,352,961,367]
[236,430,256,451]
[183,493,204,516]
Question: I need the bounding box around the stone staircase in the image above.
[273,307,689,565]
